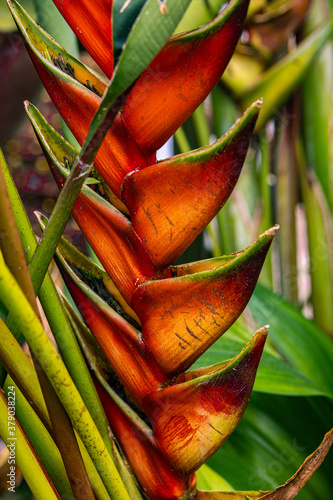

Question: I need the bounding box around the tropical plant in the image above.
[0,0,332,499]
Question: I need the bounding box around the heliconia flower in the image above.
[9,0,146,198]
[9,0,251,195]
[95,380,197,500]
[121,101,261,268]
[132,228,277,376]
[53,248,168,408]
[143,327,268,477]
[122,0,250,156]
[26,102,157,304]
[26,101,263,309]
[52,0,114,77]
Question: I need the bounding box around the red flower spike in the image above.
[61,267,168,409]
[26,103,158,303]
[122,0,250,155]
[10,1,147,198]
[122,101,261,268]
[143,327,268,477]
[132,227,277,376]
[52,0,114,77]
[96,381,197,500]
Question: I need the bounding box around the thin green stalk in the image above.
[192,103,210,147]
[193,104,223,256]
[0,253,131,500]
[0,318,50,432]
[3,377,73,498]
[0,162,36,312]
[0,151,113,458]
[0,319,112,500]
[174,126,192,153]
[275,106,298,303]
[0,390,60,500]
[1,150,94,500]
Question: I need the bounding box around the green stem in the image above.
[0,319,112,500]
[1,149,94,500]
[174,126,191,153]
[258,129,274,289]
[0,318,50,432]
[3,378,73,498]
[0,253,130,500]
[193,104,222,256]
[0,161,36,312]
[0,390,60,500]
[0,151,113,458]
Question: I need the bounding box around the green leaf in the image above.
[249,285,333,398]
[206,393,333,499]
[193,322,325,398]
[113,0,146,63]
[196,464,234,491]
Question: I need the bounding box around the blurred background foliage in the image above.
[0,0,332,497]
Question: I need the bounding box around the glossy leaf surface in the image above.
[249,285,333,399]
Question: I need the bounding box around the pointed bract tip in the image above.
[256,325,269,338]
[263,224,279,238]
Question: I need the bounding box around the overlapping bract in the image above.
[11,0,277,496]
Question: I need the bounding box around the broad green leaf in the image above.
[113,0,146,63]
[207,393,333,499]
[249,285,333,398]
[194,332,326,397]
[196,464,234,491]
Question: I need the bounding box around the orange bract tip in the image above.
[132,229,276,376]
[122,101,260,269]
[143,329,267,476]
[123,0,250,155]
